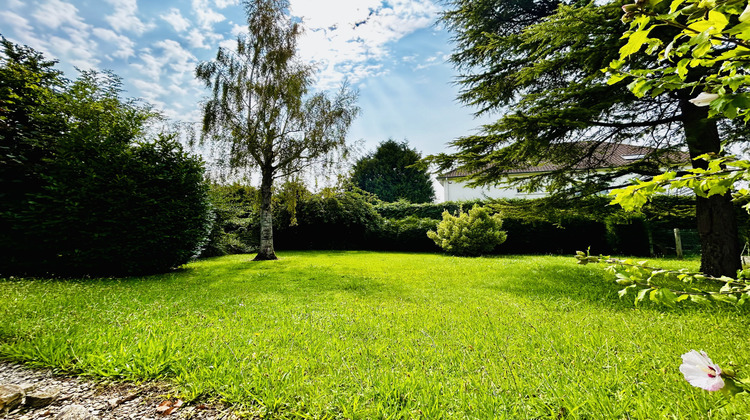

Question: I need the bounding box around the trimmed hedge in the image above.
[373,216,440,252]
[3,135,211,276]
[274,190,383,250]
[203,186,722,257]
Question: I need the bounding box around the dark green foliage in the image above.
[605,216,651,256]
[0,39,66,242]
[274,189,383,250]
[373,217,440,252]
[433,0,693,194]
[499,216,607,255]
[428,205,507,256]
[374,200,484,220]
[351,139,435,203]
[31,135,210,276]
[376,196,706,256]
[201,184,260,257]
[0,41,211,277]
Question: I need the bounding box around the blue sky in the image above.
[0,0,490,191]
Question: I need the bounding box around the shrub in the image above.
[427,205,507,256]
[374,216,440,252]
[375,199,485,219]
[4,134,212,277]
[0,48,211,277]
[499,216,608,255]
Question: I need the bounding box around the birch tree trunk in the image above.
[254,168,277,261]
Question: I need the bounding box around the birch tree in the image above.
[196,0,359,260]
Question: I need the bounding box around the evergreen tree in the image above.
[431,0,744,276]
[351,139,435,203]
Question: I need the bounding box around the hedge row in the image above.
[204,185,724,257]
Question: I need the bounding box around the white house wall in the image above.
[440,179,547,202]
[439,172,656,202]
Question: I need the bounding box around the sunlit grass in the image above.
[1,252,748,418]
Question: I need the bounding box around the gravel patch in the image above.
[0,362,238,419]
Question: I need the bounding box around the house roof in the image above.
[439,142,689,179]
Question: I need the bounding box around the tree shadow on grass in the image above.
[457,255,739,315]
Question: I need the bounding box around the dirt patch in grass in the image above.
[0,362,237,419]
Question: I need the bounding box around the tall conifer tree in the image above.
[432,0,744,276]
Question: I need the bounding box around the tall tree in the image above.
[351,139,435,203]
[431,0,745,276]
[196,0,359,261]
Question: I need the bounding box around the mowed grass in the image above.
[1,252,749,419]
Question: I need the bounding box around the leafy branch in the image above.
[609,153,750,212]
[576,251,750,307]
[605,0,750,120]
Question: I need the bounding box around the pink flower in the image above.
[679,350,724,391]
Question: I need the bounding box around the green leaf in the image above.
[620,27,655,58]
[635,287,652,306]
[690,294,711,305]
[711,293,739,304]
[669,0,687,14]
[607,73,629,85]
[676,58,690,79]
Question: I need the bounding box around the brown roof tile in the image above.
[439,142,688,179]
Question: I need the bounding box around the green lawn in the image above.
[1,252,748,419]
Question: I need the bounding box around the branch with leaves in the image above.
[609,153,750,211]
[605,0,750,120]
[576,251,750,307]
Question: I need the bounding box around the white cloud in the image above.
[132,78,169,107]
[160,8,191,33]
[214,0,239,8]
[290,0,378,29]
[48,33,99,70]
[132,40,197,86]
[230,23,247,38]
[129,39,204,122]
[6,0,25,9]
[192,0,226,29]
[155,40,198,81]
[0,11,43,50]
[218,38,237,51]
[92,27,135,59]
[104,0,153,35]
[289,0,441,88]
[131,50,162,81]
[185,29,209,49]
[32,0,87,31]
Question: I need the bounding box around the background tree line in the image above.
[202,181,741,257]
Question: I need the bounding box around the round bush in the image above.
[427,205,507,256]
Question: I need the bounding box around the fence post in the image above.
[674,228,683,260]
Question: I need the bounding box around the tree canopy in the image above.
[431,0,746,276]
[196,0,359,260]
[0,38,211,276]
[351,139,435,203]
